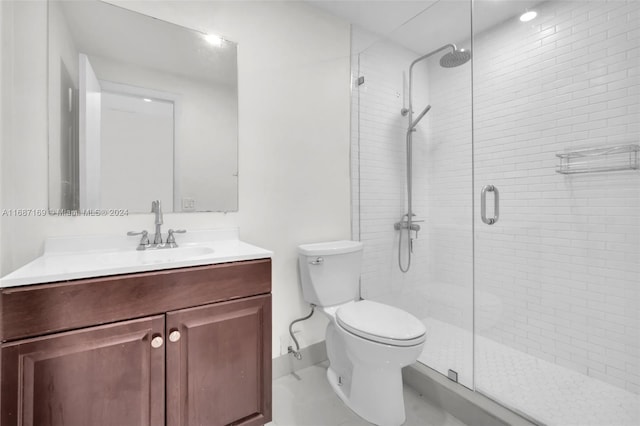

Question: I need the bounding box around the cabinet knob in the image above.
[151,335,164,348]
[169,330,181,343]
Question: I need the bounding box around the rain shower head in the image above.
[440,48,471,68]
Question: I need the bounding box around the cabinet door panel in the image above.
[167,294,271,426]
[1,316,165,426]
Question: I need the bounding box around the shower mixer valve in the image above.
[394,216,421,255]
[394,216,422,238]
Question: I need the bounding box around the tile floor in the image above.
[267,362,467,426]
[420,317,640,426]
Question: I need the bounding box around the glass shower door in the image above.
[473,1,640,424]
[351,0,474,389]
[404,0,474,389]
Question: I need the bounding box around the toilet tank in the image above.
[297,240,363,307]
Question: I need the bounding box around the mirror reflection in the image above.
[48,0,239,213]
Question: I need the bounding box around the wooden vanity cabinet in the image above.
[0,259,272,426]
[167,295,271,426]
[1,316,166,426]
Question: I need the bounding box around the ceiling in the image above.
[60,1,237,86]
[306,0,545,54]
[61,0,544,82]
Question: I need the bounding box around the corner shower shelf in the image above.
[555,144,640,174]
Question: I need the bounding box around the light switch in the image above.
[182,198,196,211]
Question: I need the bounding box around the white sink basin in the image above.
[100,246,216,265]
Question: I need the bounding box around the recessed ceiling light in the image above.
[520,10,538,22]
[143,98,152,102]
[204,33,223,47]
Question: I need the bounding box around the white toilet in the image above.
[298,240,426,426]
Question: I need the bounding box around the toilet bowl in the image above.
[297,241,426,426]
[325,300,425,425]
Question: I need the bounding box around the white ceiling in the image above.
[60,1,237,86]
[306,0,545,54]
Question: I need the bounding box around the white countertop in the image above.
[0,229,272,288]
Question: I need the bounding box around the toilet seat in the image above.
[336,300,426,347]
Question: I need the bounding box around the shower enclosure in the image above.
[351,1,639,425]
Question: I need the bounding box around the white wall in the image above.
[0,0,352,358]
[1,0,49,276]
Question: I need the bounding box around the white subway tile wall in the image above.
[472,0,639,394]
[352,0,639,398]
[352,36,436,301]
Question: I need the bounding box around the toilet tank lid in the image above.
[298,240,363,256]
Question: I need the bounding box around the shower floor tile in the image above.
[418,317,640,426]
[268,361,468,426]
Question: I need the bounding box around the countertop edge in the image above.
[0,245,273,288]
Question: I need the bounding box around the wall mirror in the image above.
[48,0,238,213]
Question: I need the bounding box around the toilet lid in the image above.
[336,300,426,347]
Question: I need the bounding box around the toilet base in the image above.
[327,364,406,426]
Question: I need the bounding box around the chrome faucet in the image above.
[128,200,187,250]
[151,200,163,245]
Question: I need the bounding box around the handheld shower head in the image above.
[409,104,432,131]
[440,48,471,68]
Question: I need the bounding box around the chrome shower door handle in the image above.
[481,185,499,225]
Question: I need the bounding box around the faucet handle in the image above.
[127,230,148,237]
[127,230,150,250]
[166,229,186,246]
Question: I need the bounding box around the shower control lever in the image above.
[393,221,421,232]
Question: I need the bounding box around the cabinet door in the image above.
[1,316,165,426]
[166,294,272,426]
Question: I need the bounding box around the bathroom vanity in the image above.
[0,231,272,426]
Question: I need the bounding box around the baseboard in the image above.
[272,341,328,380]
[403,363,541,426]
